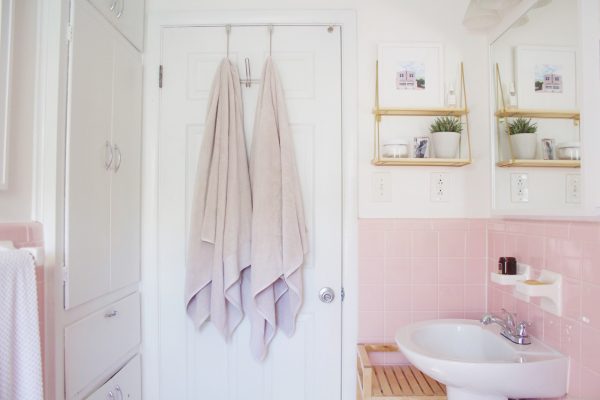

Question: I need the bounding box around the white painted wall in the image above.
[0,0,38,222]
[147,0,492,219]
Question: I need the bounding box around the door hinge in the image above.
[66,24,73,43]
[158,65,163,88]
[341,287,345,302]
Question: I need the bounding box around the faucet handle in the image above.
[500,308,516,328]
[516,321,531,337]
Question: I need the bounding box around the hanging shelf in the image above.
[372,62,472,167]
[494,64,581,168]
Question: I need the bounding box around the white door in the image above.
[156,25,342,400]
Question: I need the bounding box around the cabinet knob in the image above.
[104,310,118,318]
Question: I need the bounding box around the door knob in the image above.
[319,287,335,303]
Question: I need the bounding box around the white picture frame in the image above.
[377,43,444,108]
[515,46,577,110]
[0,0,14,190]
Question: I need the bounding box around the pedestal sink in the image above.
[395,319,568,400]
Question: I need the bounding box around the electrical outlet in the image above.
[566,174,581,204]
[430,173,450,202]
[510,173,529,203]
[371,172,391,202]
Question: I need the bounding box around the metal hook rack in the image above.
[225,25,274,87]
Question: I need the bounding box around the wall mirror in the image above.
[0,0,14,190]
[490,0,588,216]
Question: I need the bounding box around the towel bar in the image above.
[0,241,44,266]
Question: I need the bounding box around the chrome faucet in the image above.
[480,309,531,345]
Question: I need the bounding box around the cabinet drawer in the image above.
[65,293,141,398]
[86,354,141,400]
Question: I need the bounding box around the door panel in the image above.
[110,35,142,291]
[65,0,113,308]
[157,25,342,400]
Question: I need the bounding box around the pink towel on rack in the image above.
[185,59,252,338]
[0,249,43,400]
[249,57,308,360]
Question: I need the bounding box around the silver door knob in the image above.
[319,287,335,303]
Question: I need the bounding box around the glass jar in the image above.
[381,139,409,158]
[556,141,580,160]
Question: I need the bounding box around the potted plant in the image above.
[507,117,537,159]
[430,116,463,158]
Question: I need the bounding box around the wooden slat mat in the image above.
[371,365,446,399]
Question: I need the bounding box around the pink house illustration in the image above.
[396,69,417,90]
[542,73,562,92]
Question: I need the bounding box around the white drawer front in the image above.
[66,293,141,398]
[86,355,141,400]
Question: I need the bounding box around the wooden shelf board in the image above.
[374,107,468,117]
[496,109,580,120]
[373,158,472,167]
[496,159,580,168]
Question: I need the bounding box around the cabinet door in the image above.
[65,0,114,308]
[87,0,145,50]
[110,36,142,291]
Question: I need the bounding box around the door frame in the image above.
[141,10,358,400]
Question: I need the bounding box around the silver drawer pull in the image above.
[109,0,118,11]
[105,141,114,170]
[115,385,123,400]
[113,144,122,172]
[107,391,115,399]
[116,0,124,18]
[104,310,118,318]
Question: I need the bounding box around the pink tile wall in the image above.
[358,218,488,364]
[487,220,600,400]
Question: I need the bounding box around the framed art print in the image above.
[377,43,444,108]
[515,46,577,109]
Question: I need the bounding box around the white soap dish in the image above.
[514,269,562,316]
[490,263,531,285]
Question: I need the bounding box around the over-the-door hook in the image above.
[225,24,231,58]
[268,25,273,56]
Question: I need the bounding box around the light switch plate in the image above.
[371,172,392,202]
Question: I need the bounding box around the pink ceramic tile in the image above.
[464,285,485,312]
[411,257,438,284]
[466,231,486,258]
[438,231,466,257]
[383,311,412,340]
[432,219,469,231]
[359,219,395,231]
[411,231,438,258]
[467,219,488,232]
[358,311,384,342]
[562,257,582,280]
[580,366,600,399]
[359,258,384,285]
[560,319,581,361]
[581,326,600,374]
[581,283,600,331]
[527,236,545,267]
[384,230,411,258]
[464,258,486,284]
[545,221,570,238]
[411,285,438,312]
[567,361,582,398]
[383,285,411,311]
[570,222,600,243]
[438,285,465,311]
[543,311,562,348]
[516,299,529,322]
[528,305,544,338]
[411,311,438,322]
[394,219,432,231]
[383,258,411,285]
[465,311,483,320]
[438,258,465,284]
[582,241,600,285]
[358,229,385,258]
[359,284,384,311]
[563,278,581,321]
[384,352,410,366]
[438,311,465,319]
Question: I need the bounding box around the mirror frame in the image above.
[0,0,14,190]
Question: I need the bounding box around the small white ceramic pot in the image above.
[510,133,537,159]
[432,131,460,159]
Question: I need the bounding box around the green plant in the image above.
[429,116,463,134]
[508,117,537,135]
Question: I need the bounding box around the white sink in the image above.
[395,319,568,400]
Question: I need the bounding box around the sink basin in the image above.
[395,319,568,400]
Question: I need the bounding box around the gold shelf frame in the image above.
[494,63,581,168]
[372,62,472,167]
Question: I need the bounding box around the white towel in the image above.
[249,57,308,360]
[185,59,252,338]
[0,249,43,400]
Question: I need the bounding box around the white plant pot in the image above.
[432,131,460,159]
[510,133,537,159]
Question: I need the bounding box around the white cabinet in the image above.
[86,355,141,400]
[65,293,141,399]
[88,0,145,50]
[65,0,142,308]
